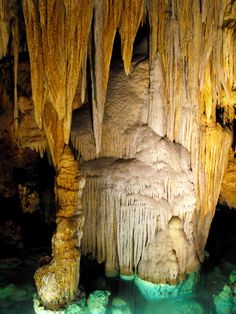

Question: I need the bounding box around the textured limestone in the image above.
[18,183,39,214]
[17,96,47,157]
[80,131,198,284]
[70,52,232,283]
[35,147,85,310]
[220,149,236,208]
[78,96,198,283]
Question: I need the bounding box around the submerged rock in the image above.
[33,289,111,314]
[33,290,87,314]
[214,270,236,314]
[87,290,110,314]
[135,272,198,301]
[111,297,132,314]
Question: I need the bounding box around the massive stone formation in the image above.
[72,59,198,284]
[34,146,85,310]
[0,0,235,310]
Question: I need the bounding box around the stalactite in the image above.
[148,53,166,137]
[71,60,149,160]
[196,125,231,258]
[91,0,122,153]
[16,96,47,156]
[0,0,10,58]
[119,0,145,75]
[220,148,236,208]
[145,0,235,261]
[63,0,93,144]
[22,0,45,129]
[22,0,93,159]
[12,8,19,131]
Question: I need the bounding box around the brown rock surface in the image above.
[34,146,85,310]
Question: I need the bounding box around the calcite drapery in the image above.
[35,146,85,310]
[146,0,235,261]
[72,60,198,284]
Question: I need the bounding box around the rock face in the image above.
[34,147,85,310]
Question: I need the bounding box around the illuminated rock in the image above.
[34,147,85,310]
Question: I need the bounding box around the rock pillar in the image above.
[34,146,85,310]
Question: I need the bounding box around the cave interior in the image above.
[0,1,236,313]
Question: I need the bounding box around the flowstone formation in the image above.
[72,60,198,284]
[34,147,85,310]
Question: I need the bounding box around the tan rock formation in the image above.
[76,61,198,283]
[220,149,236,208]
[35,146,85,310]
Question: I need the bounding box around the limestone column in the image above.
[34,146,85,310]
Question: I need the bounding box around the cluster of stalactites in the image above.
[1,1,235,163]
[22,0,94,165]
[20,0,146,160]
[148,0,235,256]
[0,0,19,131]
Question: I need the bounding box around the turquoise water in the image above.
[0,247,235,314]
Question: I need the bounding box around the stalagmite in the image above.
[35,146,85,310]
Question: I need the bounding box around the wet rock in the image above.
[111,297,132,314]
[87,290,110,314]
